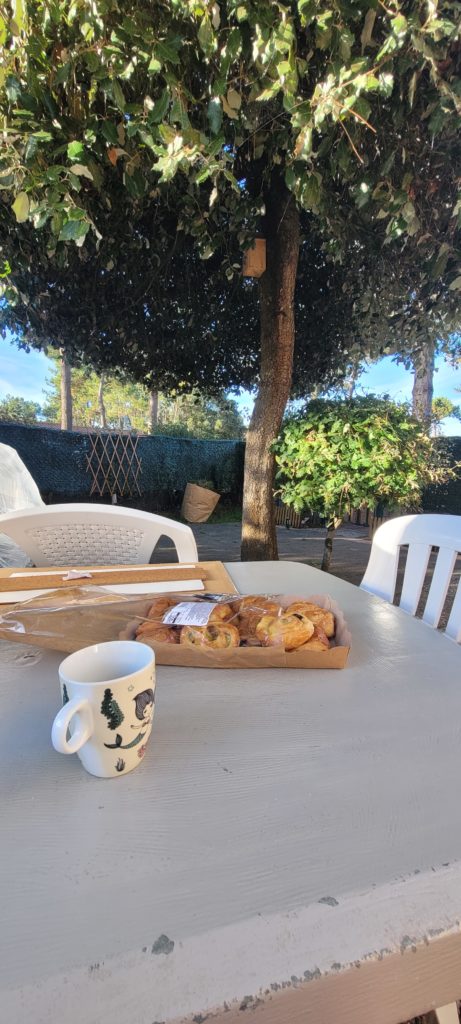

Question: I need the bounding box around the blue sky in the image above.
[0,334,460,434]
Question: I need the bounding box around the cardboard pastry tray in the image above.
[121,592,351,669]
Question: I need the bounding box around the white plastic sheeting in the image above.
[0,444,44,567]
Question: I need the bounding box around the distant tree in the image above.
[431,397,461,435]
[42,361,245,437]
[42,363,151,430]
[273,397,456,572]
[157,391,244,439]
[0,394,40,425]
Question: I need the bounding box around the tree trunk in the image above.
[241,183,300,560]
[412,341,435,423]
[60,348,73,431]
[321,527,336,572]
[98,375,107,428]
[148,390,158,433]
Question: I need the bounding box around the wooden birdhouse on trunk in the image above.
[243,238,266,278]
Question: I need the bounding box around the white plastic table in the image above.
[1,561,461,1024]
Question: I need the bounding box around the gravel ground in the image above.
[152,521,372,587]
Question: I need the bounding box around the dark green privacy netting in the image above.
[0,423,459,514]
[0,424,245,506]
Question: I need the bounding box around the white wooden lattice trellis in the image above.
[86,431,142,498]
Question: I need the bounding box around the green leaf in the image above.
[51,212,63,236]
[156,39,181,65]
[338,28,354,61]
[294,126,312,159]
[298,0,316,24]
[255,80,281,102]
[225,27,242,59]
[5,75,22,103]
[207,97,222,135]
[84,51,100,72]
[148,56,162,73]
[112,80,126,111]
[378,72,394,97]
[80,21,94,42]
[352,96,372,123]
[198,16,214,53]
[31,130,53,142]
[391,14,407,38]
[67,140,85,160]
[449,276,461,291]
[59,218,90,242]
[285,166,296,190]
[147,89,170,123]
[12,192,29,222]
[301,173,321,210]
[101,121,119,144]
[207,133,225,157]
[12,0,25,34]
[56,62,71,85]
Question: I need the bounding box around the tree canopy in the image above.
[1,0,460,557]
[0,0,459,280]
[0,211,383,397]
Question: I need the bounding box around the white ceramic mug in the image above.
[51,641,156,778]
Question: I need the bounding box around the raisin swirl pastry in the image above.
[286,601,335,638]
[255,612,314,651]
[179,623,240,649]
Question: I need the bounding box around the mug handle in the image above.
[52,697,94,755]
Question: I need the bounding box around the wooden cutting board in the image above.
[0,562,207,592]
[0,561,237,605]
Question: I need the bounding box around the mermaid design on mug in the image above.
[132,688,155,727]
[103,687,155,750]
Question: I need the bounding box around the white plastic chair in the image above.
[360,514,461,642]
[0,444,44,567]
[0,503,198,566]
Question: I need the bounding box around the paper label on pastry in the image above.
[163,602,216,626]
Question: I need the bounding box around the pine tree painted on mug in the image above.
[100,688,124,730]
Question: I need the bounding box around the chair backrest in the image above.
[360,514,461,642]
[0,503,198,566]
